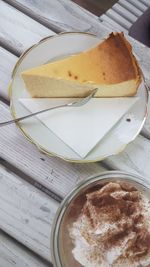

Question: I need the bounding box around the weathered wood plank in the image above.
[101,2,140,32]
[4,0,149,85]
[0,1,149,264]
[0,1,149,192]
[0,100,150,195]
[104,135,150,181]
[0,0,150,181]
[5,0,150,138]
[105,9,132,29]
[127,0,147,12]
[6,0,107,34]
[118,0,143,17]
[99,14,128,32]
[0,47,18,100]
[0,121,149,264]
[112,3,138,23]
[0,231,50,267]
[0,1,55,55]
[0,101,107,198]
[1,14,149,139]
[141,0,150,7]
[0,164,58,262]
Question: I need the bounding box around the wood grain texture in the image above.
[0,164,58,262]
[0,102,107,199]
[105,135,150,181]
[0,1,55,56]
[105,8,132,29]
[0,47,18,99]
[6,0,110,35]
[0,101,150,195]
[0,231,50,267]
[0,104,150,262]
[5,0,150,138]
[112,3,138,23]
[127,0,147,12]
[141,0,150,7]
[0,1,149,264]
[118,0,143,17]
[4,0,149,87]
[99,14,128,33]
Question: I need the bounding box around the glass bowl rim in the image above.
[51,170,150,267]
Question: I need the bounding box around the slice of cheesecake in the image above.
[21,32,141,98]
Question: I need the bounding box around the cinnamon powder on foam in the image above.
[70,182,150,265]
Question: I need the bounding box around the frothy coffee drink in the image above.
[69,182,150,266]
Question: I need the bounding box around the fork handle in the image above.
[0,103,67,127]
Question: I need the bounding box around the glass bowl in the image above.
[51,171,150,267]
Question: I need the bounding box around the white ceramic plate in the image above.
[10,32,148,162]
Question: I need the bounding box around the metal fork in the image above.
[0,88,98,127]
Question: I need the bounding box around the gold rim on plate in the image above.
[9,32,149,163]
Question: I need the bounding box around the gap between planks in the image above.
[4,0,101,33]
[0,0,150,187]
[0,101,107,199]
[0,163,58,262]
[0,0,150,138]
[0,157,62,203]
[0,1,149,264]
[0,1,56,56]
[0,100,150,200]
[0,45,150,198]
[0,230,51,267]
[0,39,150,138]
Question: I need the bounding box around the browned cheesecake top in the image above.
[22,32,141,86]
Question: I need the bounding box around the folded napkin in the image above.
[19,97,138,158]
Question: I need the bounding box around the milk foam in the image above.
[69,186,150,267]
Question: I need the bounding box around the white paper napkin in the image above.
[19,97,138,158]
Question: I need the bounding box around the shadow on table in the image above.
[72,0,119,16]
[129,7,150,48]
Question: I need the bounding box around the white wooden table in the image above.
[0,0,150,266]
